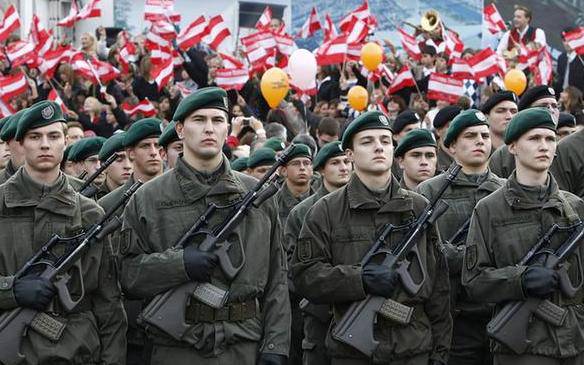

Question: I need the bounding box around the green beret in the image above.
[395,129,437,158]
[443,109,489,148]
[504,107,556,144]
[392,110,420,134]
[173,87,229,122]
[0,116,10,138]
[230,157,249,171]
[313,141,344,170]
[0,109,26,142]
[63,143,74,162]
[159,121,179,148]
[558,112,576,129]
[286,143,312,163]
[99,132,126,161]
[518,85,556,111]
[248,147,276,169]
[263,137,286,152]
[124,118,163,147]
[341,110,392,150]
[481,91,518,115]
[68,136,107,162]
[16,101,66,141]
[433,106,461,129]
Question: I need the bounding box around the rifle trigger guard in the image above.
[55,260,85,312]
[216,240,245,280]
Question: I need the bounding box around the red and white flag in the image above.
[467,48,501,80]
[28,15,53,57]
[563,27,584,55]
[205,15,231,51]
[219,52,245,69]
[241,30,276,53]
[427,73,464,104]
[177,16,208,51]
[298,7,321,39]
[76,0,101,21]
[6,41,36,67]
[92,59,120,83]
[215,68,249,91]
[274,33,296,57]
[57,0,79,27]
[71,52,98,82]
[0,72,28,102]
[533,47,553,85]
[484,4,506,34]
[316,35,348,65]
[245,42,269,70]
[118,31,137,74]
[0,5,20,42]
[323,13,338,42]
[443,29,464,59]
[149,44,172,65]
[38,45,73,77]
[450,58,474,80]
[121,99,157,117]
[145,28,171,50]
[517,45,539,70]
[0,99,14,118]
[388,67,415,94]
[175,82,193,98]
[48,88,69,113]
[368,63,394,84]
[398,28,421,61]
[338,1,372,32]
[255,6,272,31]
[345,16,369,44]
[151,20,176,40]
[144,0,180,23]
[151,57,174,90]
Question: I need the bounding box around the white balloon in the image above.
[288,49,317,90]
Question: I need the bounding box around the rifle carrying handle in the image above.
[395,243,427,296]
[54,260,85,312]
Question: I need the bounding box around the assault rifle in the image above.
[331,163,461,357]
[138,144,295,344]
[78,153,119,198]
[0,181,142,365]
[441,217,472,273]
[487,221,584,354]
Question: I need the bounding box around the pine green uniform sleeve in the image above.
[0,275,17,309]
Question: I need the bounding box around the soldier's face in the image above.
[7,139,25,167]
[128,138,163,178]
[161,140,183,169]
[282,157,313,186]
[449,125,491,169]
[250,165,271,180]
[531,98,559,123]
[398,147,437,185]
[557,126,576,140]
[322,155,352,189]
[106,151,132,187]
[509,128,557,173]
[488,101,518,137]
[395,123,421,143]
[21,123,66,173]
[82,155,104,185]
[66,127,84,144]
[177,108,228,161]
[347,129,393,175]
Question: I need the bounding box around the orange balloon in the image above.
[260,67,289,108]
[504,69,527,96]
[360,42,383,72]
[348,86,368,111]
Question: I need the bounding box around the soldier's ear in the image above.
[508,142,517,156]
[345,148,354,163]
[175,122,184,140]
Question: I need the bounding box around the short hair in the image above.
[292,133,317,158]
[66,121,84,131]
[317,117,340,137]
[514,5,532,21]
[265,122,287,140]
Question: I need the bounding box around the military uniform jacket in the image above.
[119,156,290,356]
[550,129,584,198]
[489,145,515,179]
[0,159,18,185]
[276,183,313,225]
[462,172,584,357]
[98,175,135,255]
[417,170,505,312]
[437,146,454,174]
[291,174,452,363]
[0,168,126,365]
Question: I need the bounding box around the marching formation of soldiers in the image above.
[1,84,584,365]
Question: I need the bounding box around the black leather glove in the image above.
[183,245,218,282]
[14,276,56,311]
[257,353,287,365]
[522,266,559,298]
[362,263,399,298]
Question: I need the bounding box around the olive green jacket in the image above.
[488,145,515,179]
[276,182,313,226]
[417,170,505,313]
[0,168,126,364]
[0,159,18,185]
[462,172,584,357]
[550,129,584,198]
[437,146,454,174]
[119,156,290,357]
[291,174,452,363]
[98,175,136,255]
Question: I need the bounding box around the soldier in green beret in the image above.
[0,116,10,170]
[417,109,505,365]
[291,110,451,365]
[556,112,577,140]
[395,129,438,191]
[262,136,286,153]
[95,132,133,200]
[230,156,250,173]
[0,100,126,363]
[98,117,163,365]
[159,121,183,170]
[462,107,584,365]
[285,141,352,365]
[119,87,290,364]
[0,109,27,184]
[481,91,518,151]
[247,147,276,180]
[68,136,107,186]
[276,143,314,228]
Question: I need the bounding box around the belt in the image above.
[185,298,259,323]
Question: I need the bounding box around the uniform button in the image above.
[268,343,275,350]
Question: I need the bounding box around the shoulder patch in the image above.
[465,244,477,271]
[297,238,313,262]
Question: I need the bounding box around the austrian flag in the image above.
[121,99,157,117]
[48,88,69,114]
[0,72,28,102]
[484,4,506,34]
[205,15,231,51]
[0,5,20,42]
[388,67,415,94]
[298,7,321,39]
[177,16,208,51]
[215,68,249,91]
[6,41,36,67]
[151,58,174,91]
[564,27,584,55]
[427,73,464,104]
[255,6,272,30]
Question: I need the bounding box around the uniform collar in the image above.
[347,174,413,212]
[503,171,563,213]
[4,167,77,216]
[453,169,501,193]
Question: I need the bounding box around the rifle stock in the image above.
[79,153,118,197]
